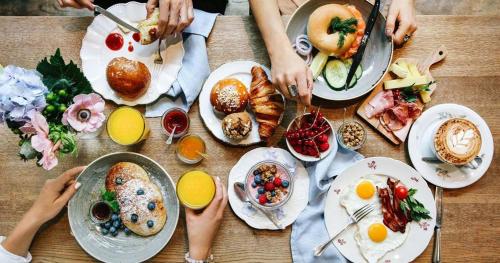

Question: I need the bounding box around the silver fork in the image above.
[313,203,375,257]
[152,39,163,82]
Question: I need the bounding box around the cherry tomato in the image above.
[395,185,409,200]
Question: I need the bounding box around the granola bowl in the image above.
[244,161,294,210]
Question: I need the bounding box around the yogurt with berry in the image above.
[245,161,292,209]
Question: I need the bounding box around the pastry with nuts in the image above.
[221,112,253,140]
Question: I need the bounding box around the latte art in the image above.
[433,118,481,165]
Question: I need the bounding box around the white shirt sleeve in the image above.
[0,236,32,263]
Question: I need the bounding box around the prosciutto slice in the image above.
[380,102,422,132]
[365,90,394,118]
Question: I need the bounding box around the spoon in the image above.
[166,126,177,145]
[233,182,284,230]
[196,151,209,159]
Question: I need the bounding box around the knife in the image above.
[94,5,140,33]
[432,186,443,263]
[344,0,381,91]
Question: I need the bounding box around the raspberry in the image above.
[258,194,267,205]
[273,177,282,187]
[264,182,275,191]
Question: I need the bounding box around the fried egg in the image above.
[339,175,409,263]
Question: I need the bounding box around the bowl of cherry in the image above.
[285,110,336,162]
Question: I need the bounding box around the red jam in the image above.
[149,28,157,38]
[92,201,111,221]
[132,32,141,42]
[128,44,134,52]
[162,109,189,135]
[105,33,124,51]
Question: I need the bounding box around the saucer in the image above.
[408,104,494,188]
[228,147,309,230]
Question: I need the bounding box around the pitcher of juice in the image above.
[106,106,150,145]
[176,170,216,210]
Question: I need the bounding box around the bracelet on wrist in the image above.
[185,252,214,263]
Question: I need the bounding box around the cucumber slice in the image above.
[348,75,357,88]
[310,52,329,80]
[324,60,348,90]
[343,59,363,80]
[355,64,363,80]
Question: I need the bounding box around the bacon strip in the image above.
[378,179,409,233]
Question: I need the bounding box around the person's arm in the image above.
[57,0,94,10]
[250,0,313,105]
[385,0,417,45]
[185,176,228,261]
[1,166,85,257]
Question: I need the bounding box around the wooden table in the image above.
[0,15,498,262]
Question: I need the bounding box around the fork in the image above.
[152,39,163,82]
[313,203,375,257]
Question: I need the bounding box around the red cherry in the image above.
[258,195,267,204]
[319,142,330,152]
[293,145,302,152]
[264,182,275,191]
[273,177,282,187]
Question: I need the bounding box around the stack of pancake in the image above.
[106,162,167,236]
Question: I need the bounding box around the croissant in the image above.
[249,66,285,141]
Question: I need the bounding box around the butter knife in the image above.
[233,182,285,230]
[94,5,139,33]
[344,0,381,91]
[432,186,443,263]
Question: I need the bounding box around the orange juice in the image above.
[107,107,150,145]
[177,170,215,209]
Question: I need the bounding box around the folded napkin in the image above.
[291,147,364,263]
[145,9,218,117]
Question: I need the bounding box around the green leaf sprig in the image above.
[401,80,436,103]
[330,17,358,48]
[101,188,120,213]
[400,188,432,222]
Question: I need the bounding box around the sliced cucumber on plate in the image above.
[323,58,363,91]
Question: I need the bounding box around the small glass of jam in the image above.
[161,107,190,139]
[176,134,207,164]
[90,201,112,223]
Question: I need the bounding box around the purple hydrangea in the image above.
[0,65,48,124]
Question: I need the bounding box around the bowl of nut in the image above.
[337,121,367,150]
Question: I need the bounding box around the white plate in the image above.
[408,103,494,189]
[324,157,436,263]
[228,147,309,230]
[285,114,337,162]
[199,61,284,146]
[80,1,184,106]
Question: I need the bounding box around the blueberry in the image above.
[110,226,117,233]
[99,222,106,228]
[111,230,118,237]
[104,221,112,230]
[147,220,154,228]
[101,228,109,235]
[251,182,257,188]
[137,189,144,195]
[253,169,260,176]
[112,220,121,228]
[111,214,119,221]
[282,180,290,188]
[115,177,123,185]
[131,214,138,223]
[257,187,265,194]
[124,227,131,235]
[254,175,262,184]
[148,202,156,211]
[271,190,276,197]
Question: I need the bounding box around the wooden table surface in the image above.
[0,15,498,262]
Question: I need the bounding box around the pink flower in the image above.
[30,111,59,170]
[62,93,105,133]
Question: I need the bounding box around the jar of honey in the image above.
[176,134,206,164]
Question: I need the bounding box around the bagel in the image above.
[307,4,365,57]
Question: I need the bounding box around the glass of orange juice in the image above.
[176,170,216,209]
[106,106,150,145]
[176,134,206,164]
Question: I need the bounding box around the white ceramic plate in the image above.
[285,114,337,162]
[324,157,436,263]
[80,1,184,106]
[285,0,393,101]
[408,103,494,189]
[199,61,284,146]
[228,147,309,230]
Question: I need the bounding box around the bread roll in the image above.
[210,78,249,115]
[222,112,252,140]
[106,57,151,100]
[137,8,160,45]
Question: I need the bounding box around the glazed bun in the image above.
[222,112,252,140]
[307,4,357,57]
[210,78,249,115]
[106,57,151,100]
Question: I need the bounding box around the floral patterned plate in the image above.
[408,103,494,189]
[324,157,436,263]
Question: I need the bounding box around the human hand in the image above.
[146,0,194,38]
[386,0,417,46]
[185,176,228,260]
[27,166,85,226]
[271,47,314,105]
[57,0,94,10]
